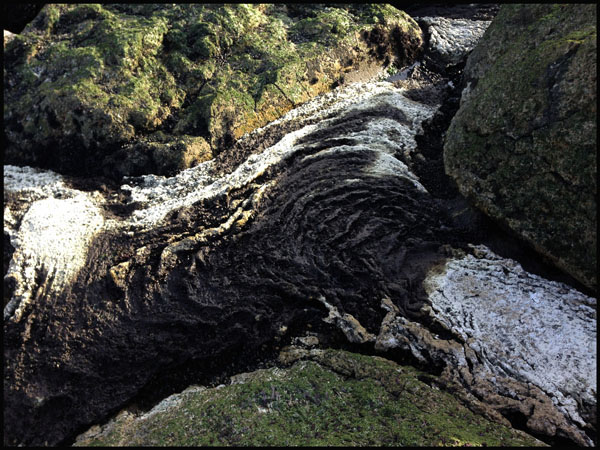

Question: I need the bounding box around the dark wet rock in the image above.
[392,60,463,199]
[444,4,597,292]
[3,4,422,179]
[4,81,454,446]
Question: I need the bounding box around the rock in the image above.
[372,244,596,446]
[3,166,105,321]
[3,4,423,179]
[443,4,597,291]
[417,16,492,67]
[2,67,455,447]
[294,335,320,348]
[72,349,545,447]
[3,13,593,447]
[3,29,16,44]
[4,74,439,445]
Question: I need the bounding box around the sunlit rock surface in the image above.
[73,349,545,447]
[425,245,596,430]
[372,245,596,446]
[417,16,491,66]
[3,4,423,179]
[3,166,105,321]
[3,6,595,448]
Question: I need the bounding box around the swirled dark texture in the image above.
[4,83,463,446]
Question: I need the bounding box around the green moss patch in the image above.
[4,4,422,178]
[74,349,544,447]
[444,4,597,291]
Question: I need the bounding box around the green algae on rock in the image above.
[4,4,423,179]
[74,348,545,447]
[443,4,597,292]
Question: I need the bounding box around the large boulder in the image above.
[5,73,595,447]
[4,23,596,444]
[443,4,597,292]
[3,4,422,179]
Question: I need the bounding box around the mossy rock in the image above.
[4,4,423,179]
[444,4,597,291]
[74,349,544,447]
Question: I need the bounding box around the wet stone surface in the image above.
[4,77,459,447]
[3,5,596,448]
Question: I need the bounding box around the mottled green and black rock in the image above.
[74,348,545,447]
[4,4,422,179]
[444,4,597,292]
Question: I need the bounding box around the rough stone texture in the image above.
[73,349,545,447]
[119,80,438,230]
[3,166,105,319]
[3,4,422,179]
[326,245,597,446]
[424,245,596,428]
[421,245,596,445]
[443,4,597,291]
[3,11,594,448]
[2,73,456,447]
[417,16,491,66]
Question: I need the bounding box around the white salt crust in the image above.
[4,165,105,321]
[423,245,596,428]
[418,17,492,65]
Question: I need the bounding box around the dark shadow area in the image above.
[2,3,44,33]
[399,3,500,21]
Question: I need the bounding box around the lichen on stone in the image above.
[4,4,423,179]
[443,4,597,291]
